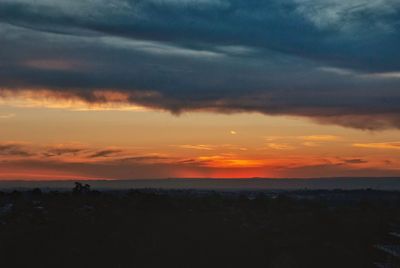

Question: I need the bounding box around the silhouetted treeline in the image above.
[0,187,399,268]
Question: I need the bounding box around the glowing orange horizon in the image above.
[1,89,400,180]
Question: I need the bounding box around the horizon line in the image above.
[1,176,400,182]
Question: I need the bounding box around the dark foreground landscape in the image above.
[1,184,400,268]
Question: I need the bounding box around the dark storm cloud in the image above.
[1,0,400,129]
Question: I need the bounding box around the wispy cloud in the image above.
[0,142,32,157]
[175,144,247,151]
[177,144,215,151]
[88,149,122,158]
[342,158,368,164]
[353,142,400,150]
[263,135,340,148]
[267,143,295,150]
[0,141,399,179]
[0,113,15,119]
[300,135,340,142]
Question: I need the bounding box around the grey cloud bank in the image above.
[1,0,400,129]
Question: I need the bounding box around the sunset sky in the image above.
[1,0,400,180]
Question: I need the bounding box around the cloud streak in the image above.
[353,142,400,150]
[0,141,398,179]
[0,143,32,157]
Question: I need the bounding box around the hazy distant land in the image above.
[1,177,400,191]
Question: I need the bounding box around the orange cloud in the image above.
[300,135,340,141]
[0,89,147,111]
[178,144,215,150]
[197,156,268,168]
[353,142,400,150]
[0,170,96,181]
[267,143,295,150]
[302,142,320,147]
[175,144,248,151]
[192,154,333,169]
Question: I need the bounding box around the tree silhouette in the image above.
[73,182,91,194]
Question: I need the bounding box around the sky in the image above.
[0,0,400,180]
